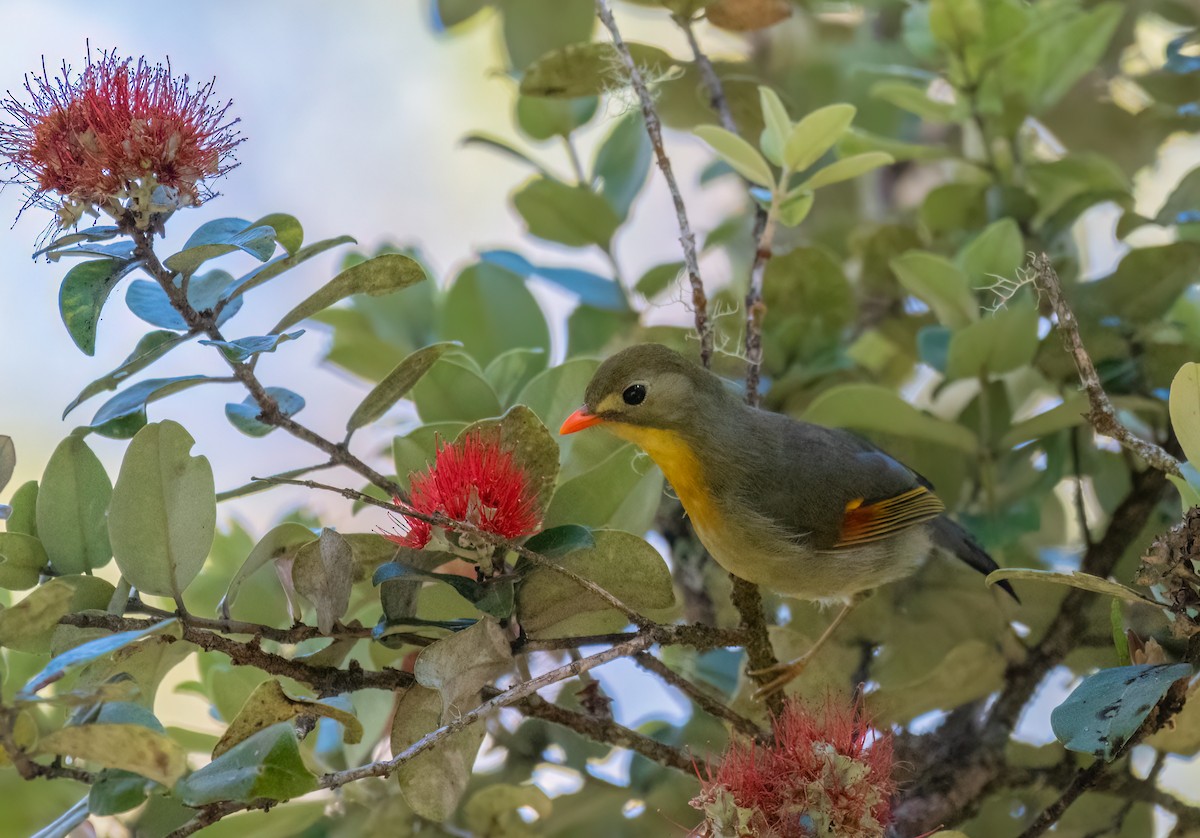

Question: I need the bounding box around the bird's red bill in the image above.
[560,407,603,435]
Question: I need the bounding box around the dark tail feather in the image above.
[930,516,1020,603]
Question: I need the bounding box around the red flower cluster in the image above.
[692,698,895,838]
[0,50,242,218]
[384,430,541,550]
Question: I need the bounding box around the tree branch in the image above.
[166,632,658,836]
[634,651,766,740]
[1030,252,1181,477]
[58,612,414,696]
[595,0,712,367]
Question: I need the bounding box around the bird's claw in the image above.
[749,657,810,702]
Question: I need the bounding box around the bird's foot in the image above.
[749,655,810,701]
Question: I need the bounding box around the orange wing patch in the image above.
[834,486,945,548]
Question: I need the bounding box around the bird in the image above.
[559,343,1016,698]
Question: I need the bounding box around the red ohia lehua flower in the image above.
[0,49,242,226]
[384,430,542,551]
[691,697,895,838]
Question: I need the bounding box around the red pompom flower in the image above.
[384,430,541,551]
[0,49,242,225]
[691,698,895,838]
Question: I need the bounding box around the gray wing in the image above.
[738,414,936,550]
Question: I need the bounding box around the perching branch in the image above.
[595,0,713,367]
[1030,252,1182,477]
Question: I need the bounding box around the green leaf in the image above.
[1080,243,1200,325]
[0,578,74,652]
[776,189,815,228]
[543,444,660,530]
[125,273,243,330]
[1170,362,1200,466]
[272,253,427,334]
[482,250,625,311]
[464,784,553,837]
[199,331,304,363]
[462,132,553,176]
[512,178,622,249]
[757,86,791,167]
[36,436,112,574]
[1157,166,1200,227]
[411,357,502,424]
[798,151,893,191]
[290,529,354,633]
[107,421,216,599]
[347,342,460,432]
[1051,663,1193,760]
[177,723,317,805]
[635,261,684,300]
[929,0,983,51]
[219,523,315,621]
[88,375,216,439]
[0,533,48,590]
[516,530,674,638]
[870,81,962,123]
[33,225,120,259]
[225,388,305,437]
[443,261,552,363]
[519,42,675,98]
[414,617,513,712]
[593,111,652,218]
[1111,600,1130,667]
[435,0,490,29]
[163,218,277,276]
[783,103,855,172]
[37,723,187,787]
[213,680,363,758]
[515,95,598,141]
[802,384,978,452]
[393,422,469,479]
[5,480,37,536]
[502,0,594,71]
[251,213,303,256]
[1001,394,1162,448]
[1032,2,1122,110]
[523,525,595,559]
[59,259,140,356]
[956,218,1024,282]
[391,685,486,821]
[20,618,177,697]
[693,125,774,188]
[944,300,1038,379]
[222,235,356,303]
[0,435,13,494]
[890,251,978,328]
[484,348,548,406]
[985,569,1159,606]
[63,331,191,418]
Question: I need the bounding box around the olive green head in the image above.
[570,343,734,433]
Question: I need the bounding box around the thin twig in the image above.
[675,14,736,133]
[1030,253,1181,477]
[58,612,413,696]
[166,632,657,837]
[506,691,697,773]
[520,623,746,653]
[595,0,712,367]
[634,651,766,740]
[130,227,408,500]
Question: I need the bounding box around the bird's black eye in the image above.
[623,384,647,406]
